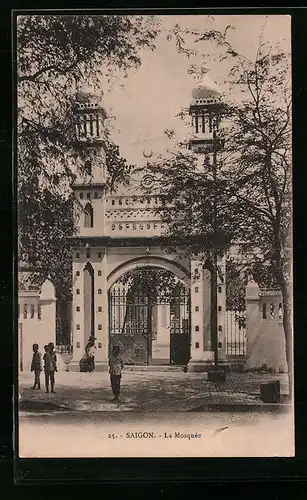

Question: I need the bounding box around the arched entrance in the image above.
[107,259,191,366]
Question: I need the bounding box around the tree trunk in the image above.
[211,262,218,367]
[276,228,293,401]
[279,271,293,401]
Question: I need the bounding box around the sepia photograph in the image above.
[16,12,294,458]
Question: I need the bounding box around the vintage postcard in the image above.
[16,12,294,458]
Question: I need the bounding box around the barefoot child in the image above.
[31,343,42,390]
[44,342,57,393]
[109,345,124,403]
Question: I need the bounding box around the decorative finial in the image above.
[143,149,153,159]
[247,271,255,283]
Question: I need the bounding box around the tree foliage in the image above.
[117,267,187,303]
[17,14,159,297]
[148,25,292,382]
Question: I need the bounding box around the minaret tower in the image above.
[74,91,107,185]
[188,70,223,153]
[187,72,227,374]
[70,91,109,371]
[72,91,108,236]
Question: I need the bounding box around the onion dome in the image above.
[40,279,55,300]
[190,72,222,106]
[75,89,105,113]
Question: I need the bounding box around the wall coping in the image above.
[18,290,40,298]
[259,289,282,297]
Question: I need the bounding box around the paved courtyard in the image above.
[19,369,290,413]
[18,370,293,458]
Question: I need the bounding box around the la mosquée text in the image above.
[125,432,201,440]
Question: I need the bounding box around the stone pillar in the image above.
[245,278,260,369]
[188,260,214,372]
[187,257,228,372]
[71,247,109,371]
[189,260,205,361]
[71,254,85,367]
[202,267,214,360]
[93,248,109,370]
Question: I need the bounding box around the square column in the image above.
[202,267,213,358]
[188,261,214,371]
[187,257,228,372]
[71,247,109,371]
[71,252,85,366]
[92,248,109,369]
[189,260,204,358]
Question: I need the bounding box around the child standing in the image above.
[42,344,48,374]
[31,343,42,390]
[109,345,124,403]
[44,342,57,393]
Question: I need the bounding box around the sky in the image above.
[100,14,291,166]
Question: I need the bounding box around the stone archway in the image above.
[107,257,191,366]
[107,255,191,290]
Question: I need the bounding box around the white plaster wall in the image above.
[245,320,287,373]
[245,289,288,373]
[19,319,49,372]
[18,281,57,372]
[18,311,56,372]
[76,195,105,237]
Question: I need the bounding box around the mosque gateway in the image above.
[69,77,227,372]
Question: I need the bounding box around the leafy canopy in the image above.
[17,15,160,298]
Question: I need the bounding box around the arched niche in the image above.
[84,160,92,176]
[84,202,93,228]
[83,262,95,344]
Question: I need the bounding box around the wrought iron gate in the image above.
[108,286,191,365]
[225,309,246,356]
[169,290,191,365]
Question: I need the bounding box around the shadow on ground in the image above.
[19,400,71,412]
[19,372,290,413]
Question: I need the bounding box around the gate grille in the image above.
[225,309,246,356]
[108,286,191,365]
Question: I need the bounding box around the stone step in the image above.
[124,364,185,372]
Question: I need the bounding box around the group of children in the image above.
[30,342,57,393]
[30,342,125,402]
